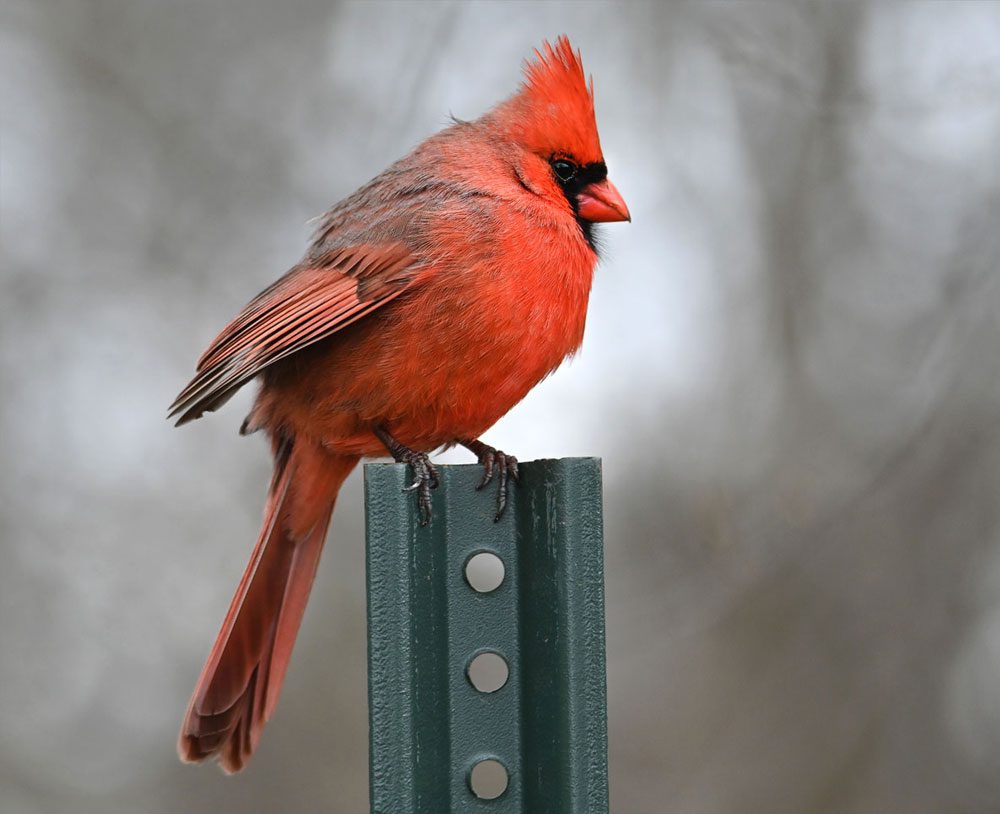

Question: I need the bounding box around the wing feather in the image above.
[169,243,415,425]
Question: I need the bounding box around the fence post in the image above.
[365,458,608,814]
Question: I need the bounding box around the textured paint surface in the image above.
[365,459,607,814]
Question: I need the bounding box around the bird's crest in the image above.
[495,36,603,165]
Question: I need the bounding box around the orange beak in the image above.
[576,178,631,223]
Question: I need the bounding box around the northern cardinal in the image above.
[171,36,629,773]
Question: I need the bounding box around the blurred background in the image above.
[3,1,1000,812]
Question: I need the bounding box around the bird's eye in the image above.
[551,159,578,182]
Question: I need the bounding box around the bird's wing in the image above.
[168,242,417,425]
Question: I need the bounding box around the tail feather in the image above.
[178,438,358,773]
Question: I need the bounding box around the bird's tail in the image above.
[178,436,359,773]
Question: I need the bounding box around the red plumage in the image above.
[172,36,629,773]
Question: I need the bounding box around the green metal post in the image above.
[365,458,608,814]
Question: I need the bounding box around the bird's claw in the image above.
[399,452,439,525]
[471,445,519,521]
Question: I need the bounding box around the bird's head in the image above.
[488,37,630,231]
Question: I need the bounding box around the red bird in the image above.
[171,36,629,773]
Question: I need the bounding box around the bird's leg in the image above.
[374,426,439,526]
[459,439,519,522]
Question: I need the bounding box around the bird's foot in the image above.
[375,427,439,525]
[400,451,439,526]
[461,439,519,521]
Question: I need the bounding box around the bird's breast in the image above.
[389,214,596,442]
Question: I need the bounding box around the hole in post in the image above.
[469,758,508,800]
[465,552,504,593]
[467,652,509,693]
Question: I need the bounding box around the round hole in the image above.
[469,758,508,800]
[467,652,509,693]
[465,552,505,593]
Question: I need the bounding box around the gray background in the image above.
[4,1,1000,812]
